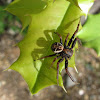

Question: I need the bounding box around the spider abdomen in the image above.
[63,48,73,58]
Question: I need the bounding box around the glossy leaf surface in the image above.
[6,0,94,94]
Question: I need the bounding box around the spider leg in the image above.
[54,32,63,44]
[34,53,57,61]
[50,56,61,68]
[71,38,78,49]
[68,21,80,46]
[64,33,69,48]
[57,58,64,85]
[65,58,79,84]
[71,38,82,50]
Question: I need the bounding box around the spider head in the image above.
[51,42,64,53]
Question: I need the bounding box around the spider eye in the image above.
[51,42,63,53]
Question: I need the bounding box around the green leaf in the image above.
[67,0,94,16]
[78,0,94,15]
[67,0,79,8]
[5,0,47,30]
[6,0,94,94]
[78,14,100,56]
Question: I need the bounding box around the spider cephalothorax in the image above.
[35,22,80,84]
[51,42,64,53]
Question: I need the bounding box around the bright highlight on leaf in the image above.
[6,0,94,94]
[78,0,94,15]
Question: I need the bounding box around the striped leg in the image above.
[71,38,78,49]
[50,56,60,68]
[34,53,57,61]
[57,58,64,84]
[65,58,79,84]
[68,21,80,46]
[64,33,69,48]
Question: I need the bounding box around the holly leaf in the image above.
[6,0,94,94]
[78,14,100,56]
[78,0,94,15]
[5,0,47,30]
[67,0,94,15]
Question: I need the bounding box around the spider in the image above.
[35,22,80,84]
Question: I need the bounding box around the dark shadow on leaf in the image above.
[31,29,56,71]
[31,30,58,89]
